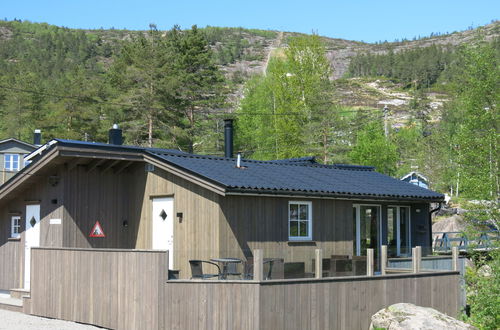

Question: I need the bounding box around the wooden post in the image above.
[367,248,374,276]
[254,249,263,281]
[452,246,459,271]
[315,249,323,279]
[381,245,387,275]
[412,246,421,273]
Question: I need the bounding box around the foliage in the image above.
[462,201,500,329]
[0,21,226,153]
[347,38,500,90]
[236,34,346,161]
[454,44,499,200]
[349,122,398,175]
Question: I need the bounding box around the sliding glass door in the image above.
[353,205,381,257]
[387,206,411,257]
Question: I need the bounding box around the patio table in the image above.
[210,258,242,279]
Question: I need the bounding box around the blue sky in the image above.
[1,0,498,42]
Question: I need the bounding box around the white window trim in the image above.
[353,204,382,256]
[11,215,21,238]
[388,205,412,257]
[288,201,313,241]
[4,154,20,171]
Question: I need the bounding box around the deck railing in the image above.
[433,231,499,252]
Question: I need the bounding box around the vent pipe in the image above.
[108,124,123,145]
[33,129,42,146]
[236,153,241,168]
[224,119,234,158]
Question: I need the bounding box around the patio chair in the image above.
[189,260,221,279]
[284,262,305,279]
[243,258,284,280]
[352,256,367,276]
[329,258,353,277]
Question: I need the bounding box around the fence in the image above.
[0,240,22,290]
[29,247,167,330]
[28,246,461,330]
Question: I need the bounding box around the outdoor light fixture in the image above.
[177,212,183,223]
[122,220,129,228]
[48,175,60,187]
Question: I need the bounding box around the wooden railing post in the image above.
[412,246,421,273]
[254,249,263,281]
[367,248,374,276]
[315,249,323,279]
[381,245,387,275]
[452,246,459,271]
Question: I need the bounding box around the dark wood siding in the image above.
[219,196,354,268]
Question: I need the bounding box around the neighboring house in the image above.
[0,138,37,186]
[401,171,429,189]
[0,127,444,290]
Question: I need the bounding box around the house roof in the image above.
[147,150,443,201]
[5,139,445,202]
[0,138,36,150]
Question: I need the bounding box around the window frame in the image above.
[4,154,20,171]
[288,201,313,241]
[11,215,21,238]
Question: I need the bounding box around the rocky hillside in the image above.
[0,19,498,123]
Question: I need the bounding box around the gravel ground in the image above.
[0,309,103,329]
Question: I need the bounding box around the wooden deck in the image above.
[25,247,462,330]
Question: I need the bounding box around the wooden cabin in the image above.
[0,130,444,289]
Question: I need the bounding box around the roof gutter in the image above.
[226,189,445,203]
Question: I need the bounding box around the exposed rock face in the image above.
[370,303,476,330]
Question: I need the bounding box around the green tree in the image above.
[237,34,341,160]
[164,25,226,153]
[349,122,398,175]
[452,42,499,199]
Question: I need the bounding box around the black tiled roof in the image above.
[50,139,443,201]
[147,151,444,201]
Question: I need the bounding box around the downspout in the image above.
[429,202,442,254]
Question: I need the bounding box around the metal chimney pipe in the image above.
[224,119,234,158]
[33,129,41,146]
[108,124,123,145]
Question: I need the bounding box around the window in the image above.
[11,216,21,238]
[4,154,20,171]
[288,201,312,240]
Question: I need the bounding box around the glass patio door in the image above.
[353,205,381,258]
[387,206,411,257]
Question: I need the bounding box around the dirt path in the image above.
[262,31,284,75]
[0,309,101,330]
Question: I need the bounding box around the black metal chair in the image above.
[189,260,221,279]
[243,258,284,280]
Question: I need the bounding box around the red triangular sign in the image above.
[89,221,105,237]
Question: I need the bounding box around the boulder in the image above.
[369,303,476,330]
